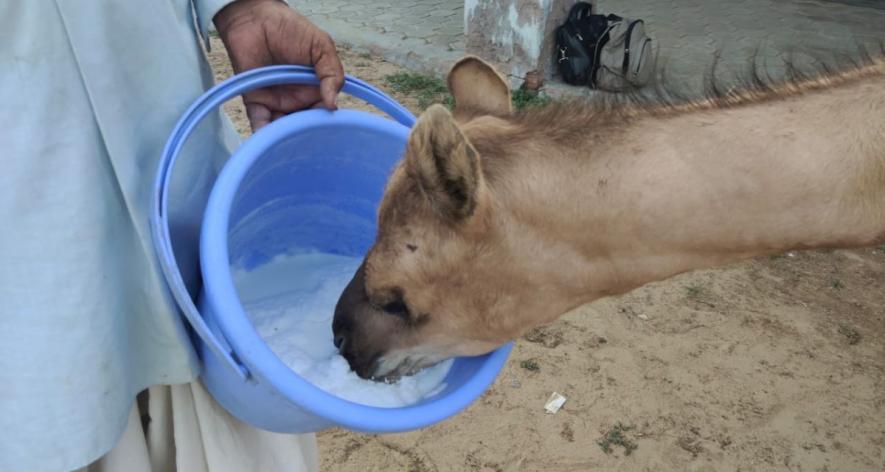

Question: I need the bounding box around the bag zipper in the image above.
[621,19,643,75]
[632,38,651,77]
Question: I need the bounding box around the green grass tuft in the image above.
[838,324,861,345]
[512,88,552,110]
[519,359,540,372]
[685,284,704,298]
[384,72,453,110]
[598,423,638,456]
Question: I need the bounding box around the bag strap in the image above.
[588,21,619,87]
[621,20,644,75]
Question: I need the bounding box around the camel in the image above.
[332,51,885,380]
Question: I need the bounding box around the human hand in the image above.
[214,0,344,130]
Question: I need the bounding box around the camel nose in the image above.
[333,333,347,352]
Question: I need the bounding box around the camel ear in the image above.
[406,104,482,222]
[447,55,512,115]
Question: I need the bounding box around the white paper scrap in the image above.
[544,392,567,414]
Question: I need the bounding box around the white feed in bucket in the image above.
[232,252,453,408]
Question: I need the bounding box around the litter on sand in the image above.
[544,392,567,414]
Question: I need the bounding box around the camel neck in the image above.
[476,69,885,302]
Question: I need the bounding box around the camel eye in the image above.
[382,298,409,318]
[378,289,410,318]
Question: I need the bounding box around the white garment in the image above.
[75,383,318,472]
[0,1,315,470]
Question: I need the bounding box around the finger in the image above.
[246,102,272,131]
[244,85,321,114]
[311,35,345,110]
[275,84,322,111]
[320,76,341,110]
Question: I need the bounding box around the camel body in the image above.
[332,54,885,380]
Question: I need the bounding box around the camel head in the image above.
[332,56,534,380]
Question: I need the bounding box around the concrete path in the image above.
[293,0,885,97]
[290,0,464,76]
[597,0,885,97]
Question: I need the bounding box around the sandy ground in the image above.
[207,38,885,472]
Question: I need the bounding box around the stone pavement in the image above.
[289,0,465,76]
[293,0,885,97]
[594,0,885,97]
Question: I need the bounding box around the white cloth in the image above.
[0,1,315,470]
[74,383,318,472]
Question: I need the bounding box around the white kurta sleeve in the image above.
[192,0,236,46]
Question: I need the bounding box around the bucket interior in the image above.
[223,111,492,407]
[228,122,390,269]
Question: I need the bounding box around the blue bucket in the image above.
[151,66,513,433]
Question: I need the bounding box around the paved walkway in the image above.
[596,0,885,97]
[294,0,885,97]
[290,0,464,76]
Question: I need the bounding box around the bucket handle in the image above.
[152,66,417,380]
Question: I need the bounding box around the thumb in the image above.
[320,76,341,110]
[311,37,344,110]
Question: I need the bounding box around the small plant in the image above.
[520,359,540,372]
[685,284,704,298]
[511,88,552,110]
[359,52,372,60]
[384,72,453,110]
[598,422,638,456]
[838,324,861,345]
[830,278,845,290]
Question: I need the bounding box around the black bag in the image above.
[554,2,607,85]
[555,4,655,90]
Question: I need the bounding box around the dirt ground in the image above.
[207,38,885,472]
